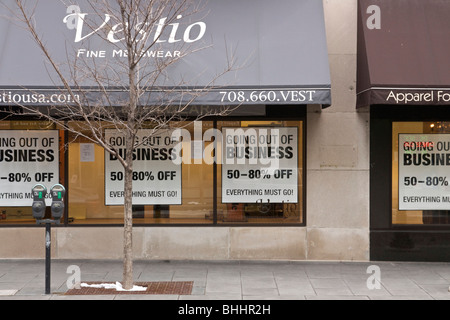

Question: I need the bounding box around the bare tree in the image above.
[6,0,235,290]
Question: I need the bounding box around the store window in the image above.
[0,121,65,225]
[0,118,304,226]
[68,119,304,225]
[68,121,215,225]
[217,120,304,224]
[393,122,450,225]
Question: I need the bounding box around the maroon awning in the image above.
[357,0,450,107]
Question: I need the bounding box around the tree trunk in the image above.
[122,42,138,289]
[122,131,135,290]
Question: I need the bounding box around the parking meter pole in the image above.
[45,222,51,295]
[32,184,65,295]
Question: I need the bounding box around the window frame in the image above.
[0,105,307,228]
[371,105,450,231]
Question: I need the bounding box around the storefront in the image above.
[0,1,338,260]
[357,0,450,261]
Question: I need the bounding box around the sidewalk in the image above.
[0,259,449,300]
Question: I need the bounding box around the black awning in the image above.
[357,0,450,107]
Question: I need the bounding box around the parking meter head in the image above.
[50,184,65,220]
[31,184,47,220]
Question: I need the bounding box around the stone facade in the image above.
[0,0,370,261]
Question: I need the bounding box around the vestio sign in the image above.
[0,0,331,107]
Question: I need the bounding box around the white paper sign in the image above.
[399,133,450,210]
[105,129,181,205]
[80,143,95,162]
[0,130,59,206]
[222,127,298,203]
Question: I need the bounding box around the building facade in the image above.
[0,0,448,262]
[358,0,450,261]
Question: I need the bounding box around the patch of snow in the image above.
[81,282,147,292]
[0,290,18,296]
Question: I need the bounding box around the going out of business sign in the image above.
[105,129,181,205]
[0,130,59,206]
[222,127,298,204]
[399,134,450,210]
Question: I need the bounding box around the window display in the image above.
[0,119,304,226]
[393,122,450,225]
[0,121,65,224]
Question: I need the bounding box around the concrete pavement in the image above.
[0,259,449,300]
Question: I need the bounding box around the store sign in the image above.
[64,4,207,53]
[0,130,59,207]
[398,134,450,210]
[382,89,450,105]
[222,127,298,204]
[105,129,181,205]
[0,0,331,106]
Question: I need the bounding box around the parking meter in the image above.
[31,184,65,295]
[32,184,47,220]
[50,184,65,221]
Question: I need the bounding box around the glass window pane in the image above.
[0,121,64,225]
[68,121,214,225]
[1,119,305,226]
[393,122,450,225]
[217,120,304,224]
